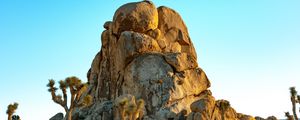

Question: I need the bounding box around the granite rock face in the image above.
[112,1,158,36]
[65,1,260,120]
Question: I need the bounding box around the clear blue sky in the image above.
[0,0,299,119]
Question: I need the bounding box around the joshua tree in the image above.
[216,100,231,120]
[297,95,300,114]
[285,112,294,120]
[126,102,137,120]
[132,99,145,120]
[6,102,18,120]
[116,97,129,120]
[115,97,145,120]
[290,87,298,120]
[47,76,93,120]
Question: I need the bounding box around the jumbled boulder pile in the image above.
[51,1,277,120]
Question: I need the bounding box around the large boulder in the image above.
[116,31,161,63]
[157,6,197,59]
[164,53,198,72]
[122,54,174,118]
[190,95,215,115]
[157,6,189,38]
[112,1,158,36]
[237,113,256,120]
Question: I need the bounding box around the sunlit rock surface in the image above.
[50,1,276,120]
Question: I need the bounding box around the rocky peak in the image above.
[66,1,275,120]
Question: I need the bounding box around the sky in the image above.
[0,0,299,119]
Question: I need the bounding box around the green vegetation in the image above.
[286,87,300,120]
[134,99,145,120]
[115,97,145,120]
[47,76,93,120]
[116,97,129,120]
[126,101,137,120]
[6,102,18,120]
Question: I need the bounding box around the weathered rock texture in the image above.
[58,1,267,120]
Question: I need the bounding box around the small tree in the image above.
[116,98,129,120]
[290,87,298,120]
[126,102,137,120]
[125,99,145,120]
[115,96,145,120]
[134,99,145,120]
[6,102,18,120]
[47,76,93,120]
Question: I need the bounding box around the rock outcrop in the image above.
[50,113,64,120]
[254,116,278,120]
[52,1,269,120]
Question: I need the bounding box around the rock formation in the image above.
[52,1,276,120]
[50,113,64,120]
